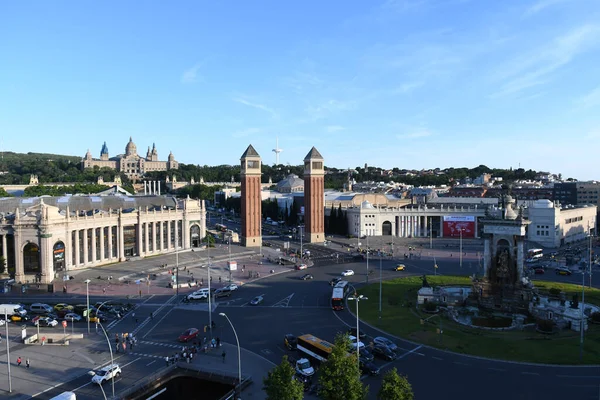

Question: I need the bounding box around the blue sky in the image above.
[1,0,600,180]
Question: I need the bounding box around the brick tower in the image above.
[303,147,325,243]
[240,145,262,247]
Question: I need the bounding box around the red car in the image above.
[534,268,545,275]
[178,328,199,342]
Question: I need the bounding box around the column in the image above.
[159,221,164,251]
[516,238,524,281]
[137,219,143,256]
[108,226,113,260]
[145,222,150,254]
[424,215,429,237]
[100,227,105,260]
[83,229,89,265]
[175,219,179,249]
[439,219,444,238]
[118,221,125,261]
[416,215,421,237]
[167,220,172,250]
[75,230,81,266]
[474,218,479,239]
[91,227,97,263]
[153,222,158,252]
[483,236,491,277]
[14,230,24,281]
[2,234,7,262]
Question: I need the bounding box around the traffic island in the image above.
[23,332,84,345]
[356,276,600,364]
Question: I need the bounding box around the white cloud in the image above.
[396,130,433,139]
[576,85,600,109]
[181,63,203,84]
[326,125,345,133]
[392,81,424,94]
[491,24,600,97]
[233,98,278,117]
[524,0,571,16]
[232,128,261,138]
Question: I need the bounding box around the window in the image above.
[246,160,259,169]
[312,161,323,169]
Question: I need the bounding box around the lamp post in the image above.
[379,253,382,320]
[429,217,433,249]
[299,225,304,262]
[580,254,586,361]
[96,301,116,399]
[208,240,212,337]
[4,310,12,393]
[347,294,367,377]
[219,313,242,400]
[84,279,91,334]
[366,235,369,283]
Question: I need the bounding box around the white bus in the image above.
[331,281,350,310]
[527,249,544,262]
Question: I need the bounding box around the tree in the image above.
[377,368,414,400]
[263,355,304,400]
[318,334,368,400]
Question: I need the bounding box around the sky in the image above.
[1,0,600,180]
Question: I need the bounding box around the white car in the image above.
[63,313,82,322]
[348,335,365,350]
[91,363,121,384]
[224,283,238,291]
[341,269,355,277]
[187,291,208,301]
[295,358,315,377]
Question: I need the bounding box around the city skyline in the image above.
[1,1,600,179]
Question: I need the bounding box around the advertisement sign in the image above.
[443,216,475,238]
[300,206,305,215]
[53,242,65,261]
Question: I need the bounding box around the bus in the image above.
[527,249,544,262]
[215,223,227,232]
[297,334,334,363]
[331,281,350,310]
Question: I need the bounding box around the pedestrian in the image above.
[189,352,193,362]
[165,356,169,366]
[26,359,30,369]
[219,276,222,283]
[211,338,216,348]
[222,351,226,363]
[150,312,154,320]
[132,312,136,321]
[135,316,139,324]
[216,337,221,348]
[183,351,187,362]
[17,357,22,366]
[103,287,106,294]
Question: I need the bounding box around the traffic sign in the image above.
[62,320,67,328]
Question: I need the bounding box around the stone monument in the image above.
[472,195,535,313]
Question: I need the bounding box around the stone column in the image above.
[153,222,157,252]
[474,218,479,239]
[439,219,444,238]
[424,215,429,237]
[75,230,81,265]
[145,222,149,254]
[416,214,421,237]
[483,235,491,277]
[91,228,97,263]
[83,229,89,265]
[137,216,143,256]
[2,234,7,262]
[100,227,105,260]
[118,221,125,261]
[159,221,164,251]
[14,229,24,282]
[174,219,179,249]
[516,238,524,281]
[167,220,172,250]
[108,226,113,260]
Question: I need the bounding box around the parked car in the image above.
[63,313,82,322]
[250,295,264,306]
[373,336,398,351]
[371,344,396,361]
[341,270,355,277]
[178,328,199,342]
[33,316,58,327]
[214,288,232,298]
[53,303,74,312]
[357,346,374,362]
[295,358,315,377]
[394,264,406,271]
[187,291,208,301]
[347,327,367,340]
[348,335,365,350]
[556,267,572,276]
[30,303,54,315]
[329,277,342,286]
[284,334,297,350]
[301,274,314,281]
[534,268,545,275]
[359,357,380,375]
[223,283,238,291]
[91,364,121,384]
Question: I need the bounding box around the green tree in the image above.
[263,355,304,400]
[377,368,414,400]
[0,187,11,197]
[318,334,368,400]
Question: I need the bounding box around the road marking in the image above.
[556,375,600,379]
[140,340,182,349]
[142,294,156,304]
[142,301,176,339]
[146,360,156,366]
[453,361,470,366]
[398,345,423,360]
[75,350,96,364]
[272,293,295,307]
[488,367,506,372]
[431,356,443,361]
[521,371,540,376]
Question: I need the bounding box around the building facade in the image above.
[0,195,206,284]
[303,147,325,243]
[240,145,262,248]
[81,138,179,179]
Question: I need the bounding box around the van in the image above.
[0,304,27,317]
[30,303,53,314]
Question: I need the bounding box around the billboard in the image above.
[443,216,475,238]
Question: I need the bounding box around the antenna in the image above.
[272,136,283,165]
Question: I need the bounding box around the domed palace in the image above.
[81,137,178,180]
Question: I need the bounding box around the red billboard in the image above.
[443,216,475,238]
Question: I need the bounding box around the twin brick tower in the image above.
[240,144,325,247]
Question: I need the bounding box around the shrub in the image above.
[549,288,561,296]
[424,302,438,312]
[591,312,600,323]
[537,318,554,333]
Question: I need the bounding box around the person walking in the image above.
[165,356,169,367]
[17,357,22,366]
[221,351,226,363]
[26,359,30,369]
[216,337,221,348]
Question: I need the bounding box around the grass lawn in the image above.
[357,275,600,364]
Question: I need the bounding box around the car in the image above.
[394,264,406,271]
[214,288,232,298]
[556,267,572,276]
[296,264,308,270]
[223,283,238,291]
[371,344,397,361]
[0,319,5,327]
[329,277,342,286]
[53,303,74,312]
[250,296,264,306]
[33,316,58,327]
[373,336,398,352]
[356,346,374,362]
[301,274,314,281]
[295,358,315,377]
[8,314,29,322]
[63,313,82,322]
[91,363,121,384]
[359,357,380,375]
[187,292,208,301]
[178,328,199,342]
[341,270,354,277]
[534,268,545,275]
[284,334,297,350]
[348,335,365,350]
[347,327,367,340]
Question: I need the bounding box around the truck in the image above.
[223,231,240,243]
[0,304,27,317]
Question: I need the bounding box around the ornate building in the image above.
[0,195,206,284]
[81,137,179,179]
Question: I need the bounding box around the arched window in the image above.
[382,221,392,236]
[23,243,41,274]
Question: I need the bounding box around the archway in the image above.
[23,243,41,277]
[53,241,65,272]
[382,221,392,236]
[190,225,201,248]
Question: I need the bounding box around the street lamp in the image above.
[366,235,370,283]
[299,225,304,261]
[96,301,116,399]
[379,253,382,320]
[4,310,12,393]
[207,240,213,337]
[347,294,367,376]
[84,279,91,334]
[219,313,242,400]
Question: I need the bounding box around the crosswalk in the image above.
[139,340,182,349]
